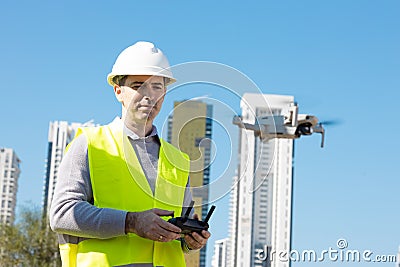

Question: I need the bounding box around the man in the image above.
[50,41,211,267]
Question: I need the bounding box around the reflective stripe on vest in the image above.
[59,124,189,267]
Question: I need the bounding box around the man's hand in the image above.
[183,214,211,250]
[125,208,181,242]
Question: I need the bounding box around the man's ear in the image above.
[114,85,123,102]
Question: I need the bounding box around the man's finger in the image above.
[152,208,174,217]
[184,234,202,250]
[190,232,203,243]
[201,230,211,239]
[190,231,210,246]
[159,219,182,233]
[154,225,181,241]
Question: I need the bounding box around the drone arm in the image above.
[288,103,298,127]
[320,130,325,148]
[312,124,325,148]
[232,116,261,135]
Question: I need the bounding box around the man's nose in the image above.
[140,86,156,101]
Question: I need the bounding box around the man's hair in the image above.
[112,75,128,86]
[112,75,169,87]
[164,77,171,85]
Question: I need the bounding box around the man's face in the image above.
[115,75,166,124]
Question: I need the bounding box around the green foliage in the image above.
[0,206,61,267]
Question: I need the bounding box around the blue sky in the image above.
[1,1,399,266]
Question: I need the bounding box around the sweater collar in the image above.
[110,117,158,141]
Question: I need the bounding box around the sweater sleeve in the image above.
[49,134,127,239]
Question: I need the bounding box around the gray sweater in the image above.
[49,118,193,265]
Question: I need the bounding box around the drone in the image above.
[232,103,326,147]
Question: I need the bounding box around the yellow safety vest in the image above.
[59,123,190,267]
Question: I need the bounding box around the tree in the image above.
[0,206,61,267]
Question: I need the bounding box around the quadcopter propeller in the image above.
[313,119,341,148]
[318,119,342,126]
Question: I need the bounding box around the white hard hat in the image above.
[107,41,176,87]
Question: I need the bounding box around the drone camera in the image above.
[296,123,312,136]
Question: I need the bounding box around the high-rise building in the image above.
[227,174,239,267]
[42,120,95,218]
[0,148,21,225]
[211,238,229,267]
[229,93,295,267]
[167,100,213,267]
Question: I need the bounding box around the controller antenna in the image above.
[184,200,195,219]
[204,205,216,223]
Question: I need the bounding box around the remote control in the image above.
[168,201,216,235]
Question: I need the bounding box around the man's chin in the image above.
[135,113,154,123]
[125,110,157,124]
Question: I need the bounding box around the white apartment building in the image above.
[211,238,229,267]
[42,120,95,218]
[0,148,21,225]
[229,93,295,267]
[227,174,239,267]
